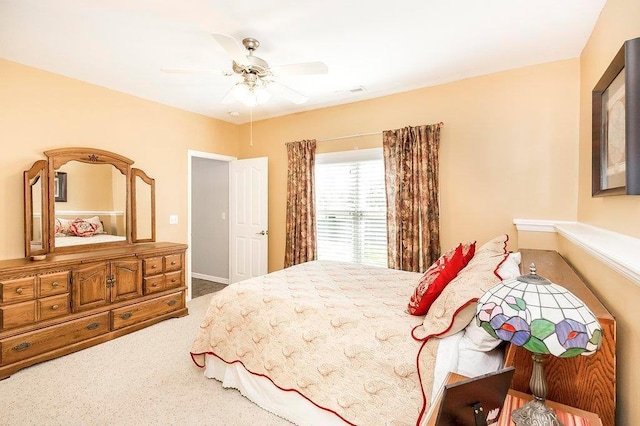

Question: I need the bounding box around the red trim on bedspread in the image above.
[190,350,356,426]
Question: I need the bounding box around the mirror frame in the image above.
[45,148,134,253]
[23,147,157,257]
[131,168,156,243]
[23,160,49,258]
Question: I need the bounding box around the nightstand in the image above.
[425,373,603,426]
[498,389,603,426]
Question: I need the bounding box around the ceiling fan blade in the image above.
[161,67,231,76]
[221,86,237,104]
[271,61,328,76]
[268,81,308,104]
[211,33,250,67]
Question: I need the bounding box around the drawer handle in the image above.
[51,304,59,310]
[51,282,59,288]
[13,342,32,352]
[152,283,158,287]
[171,261,176,265]
[87,322,100,331]
[120,312,133,320]
[16,287,24,295]
[171,278,177,283]
[151,265,158,269]
[167,300,177,307]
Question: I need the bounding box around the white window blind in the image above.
[315,148,388,267]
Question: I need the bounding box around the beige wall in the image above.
[577,0,640,237]
[55,162,114,212]
[238,59,581,272]
[558,236,639,426]
[568,0,640,424]
[0,59,239,260]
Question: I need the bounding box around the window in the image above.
[315,148,387,267]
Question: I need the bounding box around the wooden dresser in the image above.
[504,249,616,426]
[0,242,187,379]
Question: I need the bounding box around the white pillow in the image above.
[462,251,521,352]
[496,251,521,280]
[461,318,502,352]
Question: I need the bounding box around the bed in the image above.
[55,233,127,247]
[191,235,515,425]
[54,215,126,247]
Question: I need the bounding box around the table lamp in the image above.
[475,263,602,426]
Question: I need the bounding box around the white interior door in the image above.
[229,157,268,283]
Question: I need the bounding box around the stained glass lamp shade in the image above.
[475,264,602,426]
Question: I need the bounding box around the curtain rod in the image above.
[318,131,381,142]
[317,122,444,143]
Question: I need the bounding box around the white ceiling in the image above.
[0,0,606,124]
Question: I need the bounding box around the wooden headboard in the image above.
[504,249,616,426]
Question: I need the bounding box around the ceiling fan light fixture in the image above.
[231,81,271,107]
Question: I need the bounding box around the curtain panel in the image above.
[383,123,442,272]
[284,139,317,268]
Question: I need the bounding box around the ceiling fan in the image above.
[163,33,328,107]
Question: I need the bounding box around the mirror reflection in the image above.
[30,174,43,252]
[53,161,127,248]
[24,159,48,258]
[131,169,155,241]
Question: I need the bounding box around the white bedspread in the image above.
[55,234,126,247]
[191,261,444,426]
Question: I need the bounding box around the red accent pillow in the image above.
[407,242,475,316]
[69,219,98,237]
[461,241,476,265]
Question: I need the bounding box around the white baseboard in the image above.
[192,273,229,285]
[513,218,640,287]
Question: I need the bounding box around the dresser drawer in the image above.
[1,277,36,303]
[0,300,37,330]
[143,257,163,276]
[39,271,70,297]
[164,271,182,290]
[38,294,70,321]
[143,275,165,295]
[164,254,182,272]
[111,292,183,331]
[0,312,110,365]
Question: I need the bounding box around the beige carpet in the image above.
[0,294,292,426]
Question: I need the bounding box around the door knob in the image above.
[256,230,269,236]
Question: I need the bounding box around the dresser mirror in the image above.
[23,148,156,258]
[24,160,49,257]
[131,168,156,243]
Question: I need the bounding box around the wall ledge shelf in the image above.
[514,219,640,287]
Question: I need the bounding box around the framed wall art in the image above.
[54,171,67,202]
[592,36,640,196]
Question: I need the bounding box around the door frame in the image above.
[186,149,236,301]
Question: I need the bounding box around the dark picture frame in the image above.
[592,36,640,196]
[54,171,67,202]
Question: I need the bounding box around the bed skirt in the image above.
[203,353,348,425]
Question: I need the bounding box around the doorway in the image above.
[187,150,269,300]
[187,150,235,300]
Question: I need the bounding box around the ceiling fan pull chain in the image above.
[250,107,253,147]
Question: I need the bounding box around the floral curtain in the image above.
[383,123,442,272]
[284,139,317,267]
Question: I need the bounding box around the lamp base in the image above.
[512,399,563,426]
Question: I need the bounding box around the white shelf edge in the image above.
[512,218,575,232]
[554,223,640,287]
[513,219,640,287]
